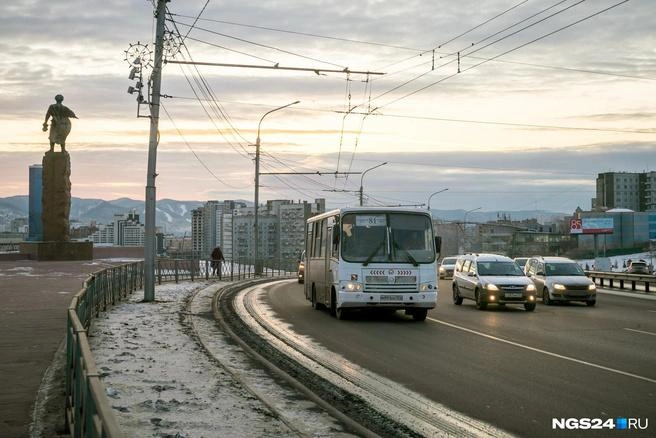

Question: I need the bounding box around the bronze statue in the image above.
[43,94,77,152]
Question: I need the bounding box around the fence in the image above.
[587,270,655,293]
[65,257,295,437]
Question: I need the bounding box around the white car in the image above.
[439,256,458,279]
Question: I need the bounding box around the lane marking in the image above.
[427,317,656,384]
[624,328,656,336]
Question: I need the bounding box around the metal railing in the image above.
[587,270,655,293]
[65,257,295,437]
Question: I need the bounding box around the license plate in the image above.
[504,292,523,298]
[380,294,403,301]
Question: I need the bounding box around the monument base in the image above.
[20,241,93,261]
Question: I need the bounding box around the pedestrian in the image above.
[211,246,225,278]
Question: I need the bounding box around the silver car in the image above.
[525,256,596,306]
[439,256,458,279]
[452,253,537,311]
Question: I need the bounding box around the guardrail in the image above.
[65,257,295,438]
[587,270,655,293]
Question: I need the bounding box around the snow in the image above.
[88,281,351,437]
[576,251,654,271]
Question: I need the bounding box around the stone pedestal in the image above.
[42,151,71,241]
[19,150,93,261]
[19,241,93,261]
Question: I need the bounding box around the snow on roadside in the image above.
[88,281,297,438]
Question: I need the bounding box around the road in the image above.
[265,279,656,437]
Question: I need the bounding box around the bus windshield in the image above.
[340,212,435,264]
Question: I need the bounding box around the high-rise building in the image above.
[27,164,43,241]
[594,171,656,212]
[191,200,244,259]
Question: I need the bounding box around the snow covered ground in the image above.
[88,281,354,438]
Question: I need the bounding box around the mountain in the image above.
[0,196,203,236]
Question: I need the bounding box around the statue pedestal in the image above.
[19,241,93,261]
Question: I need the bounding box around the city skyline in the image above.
[1,0,654,212]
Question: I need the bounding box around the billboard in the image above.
[570,217,614,235]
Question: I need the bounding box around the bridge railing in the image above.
[586,270,655,293]
[65,257,295,438]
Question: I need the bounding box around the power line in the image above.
[376,0,632,110]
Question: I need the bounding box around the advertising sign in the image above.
[570,217,614,235]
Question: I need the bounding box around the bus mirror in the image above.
[434,236,442,255]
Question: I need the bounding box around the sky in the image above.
[1,0,654,213]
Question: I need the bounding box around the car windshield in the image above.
[442,257,458,265]
[477,261,525,276]
[341,212,435,264]
[546,262,585,276]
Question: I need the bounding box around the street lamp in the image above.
[359,162,388,206]
[427,188,449,211]
[462,207,481,253]
[254,100,300,274]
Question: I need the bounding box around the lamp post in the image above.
[427,188,449,211]
[359,162,388,206]
[254,100,299,274]
[462,207,481,253]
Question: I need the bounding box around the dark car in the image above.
[525,256,596,306]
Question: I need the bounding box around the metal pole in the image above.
[463,207,481,253]
[359,162,388,206]
[427,188,449,211]
[144,0,167,302]
[254,100,299,274]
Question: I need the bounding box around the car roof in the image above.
[459,253,513,262]
[533,256,575,263]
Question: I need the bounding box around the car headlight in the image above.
[553,283,566,291]
[439,266,445,273]
[485,284,499,291]
[420,283,436,291]
[342,281,362,292]
[526,283,536,292]
[588,283,596,291]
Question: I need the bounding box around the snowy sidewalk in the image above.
[88,281,352,438]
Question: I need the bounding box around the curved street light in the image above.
[254,100,300,273]
[462,207,482,253]
[359,162,388,206]
[427,188,449,211]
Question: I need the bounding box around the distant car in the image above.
[297,250,306,284]
[525,256,596,306]
[439,256,459,279]
[452,253,537,311]
[514,257,529,270]
[626,260,649,274]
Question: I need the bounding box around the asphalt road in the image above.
[265,280,656,438]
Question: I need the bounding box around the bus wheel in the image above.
[412,309,428,321]
[311,286,320,310]
[330,289,337,316]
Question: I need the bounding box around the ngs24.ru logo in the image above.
[553,417,648,430]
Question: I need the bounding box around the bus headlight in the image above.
[420,283,435,291]
[342,281,362,292]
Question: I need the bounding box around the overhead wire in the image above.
[375,0,631,110]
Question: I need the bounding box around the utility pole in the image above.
[359,162,387,206]
[144,0,167,302]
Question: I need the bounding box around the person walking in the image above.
[211,246,225,279]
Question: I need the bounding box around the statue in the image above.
[42,94,77,152]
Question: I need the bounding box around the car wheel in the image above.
[412,309,428,321]
[475,290,487,310]
[524,303,536,312]
[542,288,552,305]
[453,285,463,305]
[586,300,596,307]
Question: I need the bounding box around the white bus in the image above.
[303,207,441,321]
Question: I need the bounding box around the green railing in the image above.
[64,257,296,438]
